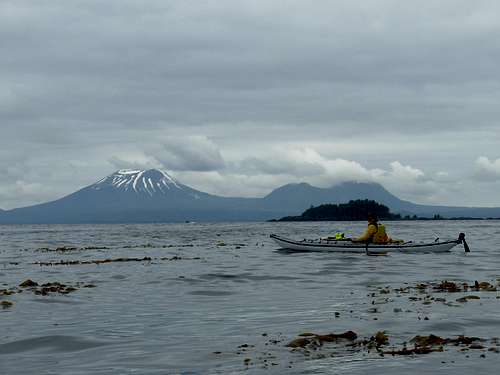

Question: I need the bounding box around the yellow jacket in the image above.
[356,223,389,244]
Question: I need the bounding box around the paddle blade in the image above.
[458,232,470,253]
[463,239,470,253]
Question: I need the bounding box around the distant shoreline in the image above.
[269,216,499,222]
[0,217,499,226]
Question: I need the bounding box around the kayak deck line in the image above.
[270,233,459,248]
[270,233,461,253]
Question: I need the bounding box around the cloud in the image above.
[107,136,226,173]
[237,148,325,176]
[147,136,226,172]
[106,143,443,202]
[171,170,295,198]
[0,180,60,209]
[386,161,424,181]
[2,1,500,133]
[175,146,451,203]
[235,147,373,182]
[474,156,500,181]
[108,154,161,171]
[374,161,440,200]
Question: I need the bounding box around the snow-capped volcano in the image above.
[93,169,183,196]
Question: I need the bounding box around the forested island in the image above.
[271,199,494,222]
[273,200,400,221]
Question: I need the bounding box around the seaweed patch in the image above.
[33,256,202,266]
[1,279,97,300]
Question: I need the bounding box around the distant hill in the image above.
[276,200,401,221]
[0,169,499,223]
[263,181,500,219]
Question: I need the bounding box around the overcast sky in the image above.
[2,0,500,209]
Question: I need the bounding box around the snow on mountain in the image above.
[92,169,183,196]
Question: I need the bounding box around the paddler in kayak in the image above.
[352,213,392,244]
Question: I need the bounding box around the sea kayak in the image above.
[270,233,468,254]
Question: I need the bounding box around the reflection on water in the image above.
[1,221,500,374]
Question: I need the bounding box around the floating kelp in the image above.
[34,256,201,266]
[19,279,38,287]
[371,280,498,308]
[387,280,498,295]
[373,331,389,346]
[1,300,14,309]
[34,282,78,295]
[364,280,500,316]
[123,243,155,248]
[207,277,500,370]
[286,331,390,352]
[384,346,439,355]
[0,289,16,296]
[385,334,485,356]
[345,331,389,351]
[287,331,358,349]
[411,334,448,346]
[434,281,463,293]
[456,295,481,303]
[285,330,496,358]
[159,256,201,261]
[211,333,288,370]
[37,246,77,252]
[1,279,97,299]
[123,243,194,249]
[34,257,152,266]
[36,246,110,252]
[212,327,499,370]
[433,280,497,292]
[36,243,198,252]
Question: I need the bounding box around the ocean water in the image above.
[1,221,500,374]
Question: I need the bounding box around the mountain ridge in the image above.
[0,168,499,223]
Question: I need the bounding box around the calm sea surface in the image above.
[1,221,500,374]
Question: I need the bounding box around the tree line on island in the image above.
[271,199,486,222]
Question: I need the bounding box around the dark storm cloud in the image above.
[1,0,500,208]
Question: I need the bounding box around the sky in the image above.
[1,0,500,209]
